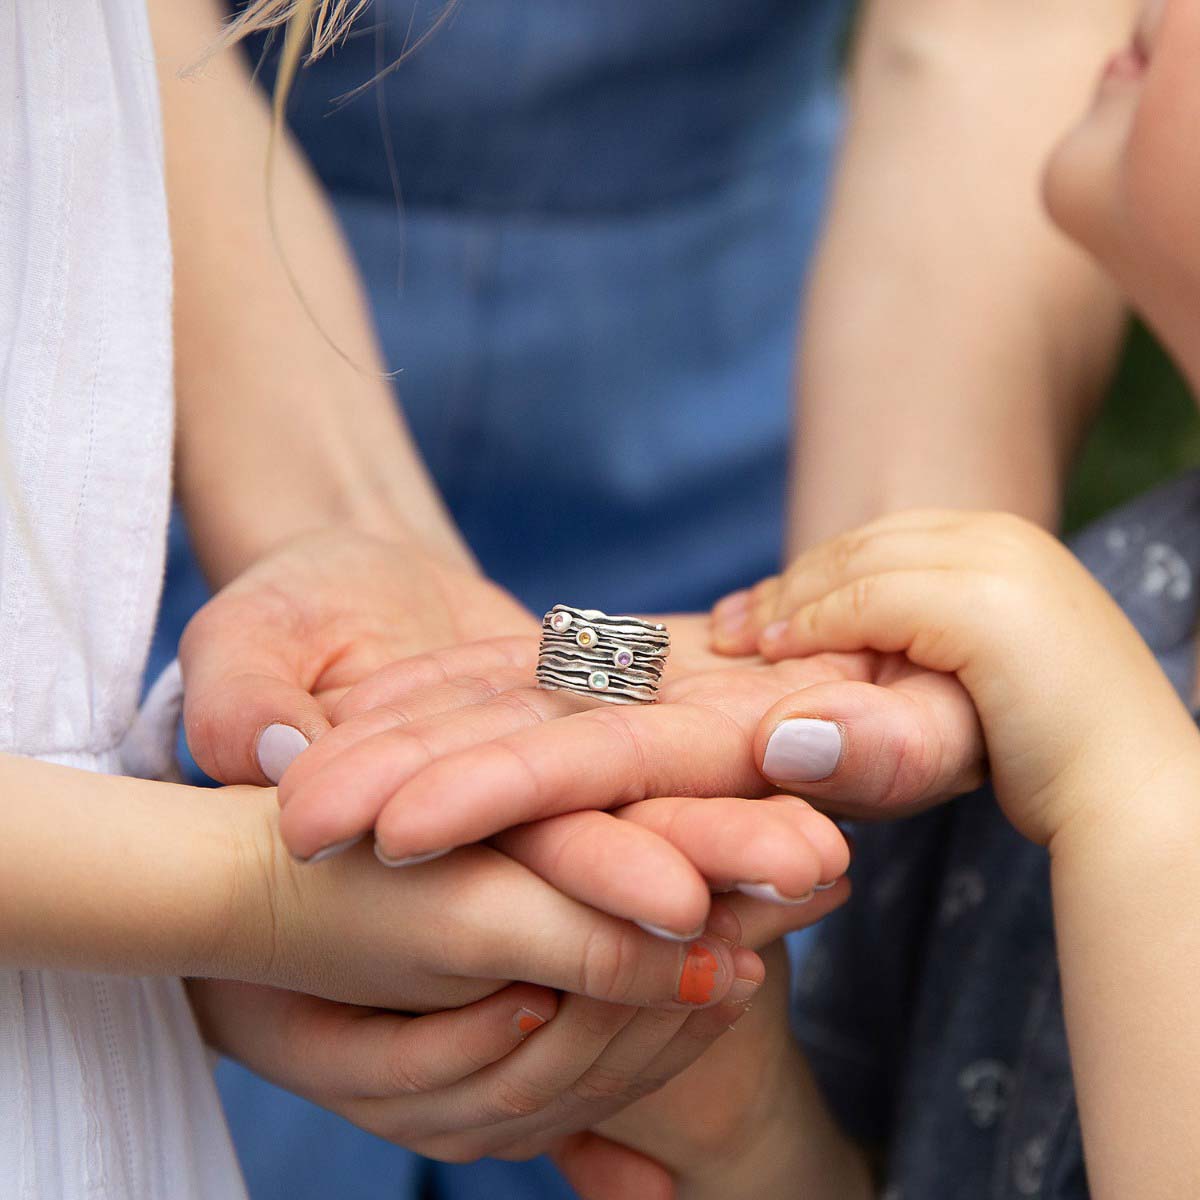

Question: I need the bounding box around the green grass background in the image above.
[1064,325,1200,532]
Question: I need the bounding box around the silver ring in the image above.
[537,605,670,705]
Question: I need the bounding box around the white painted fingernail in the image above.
[374,844,453,869]
[735,882,815,905]
[257,723,310,784]
[762,718,843,783]
[299,835,364,865]
[635,920,707,943]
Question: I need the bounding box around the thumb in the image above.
[179,601,333,786]
[552,1133,675,1200]
[753,673,986,820]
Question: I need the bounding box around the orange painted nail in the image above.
[514,1008,548,1037]
[677,941,721,1006]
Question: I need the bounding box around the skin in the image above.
[681,3,1200,1192]
[135,0,1138,1189]
[789,0,1136,549]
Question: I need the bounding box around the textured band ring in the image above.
[536,605,670,705]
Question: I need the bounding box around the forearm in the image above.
[0,755,271,978]
[1050,749,1200,1198]
[791,0,1133,551]
[150,0,473,588]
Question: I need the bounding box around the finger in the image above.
[405,994,640,1147]
[179,600,331,785]
[492,811,715,942]
[348,984,560,1100]
[727,876,853,950]
[368,702,772,864]
[450,939,762,1159]
[191,981,557,1101]
[616,794,850,901]
[710,577,780,655]
[418,848,747,1010]
[278,684,582,862]
[552,1134,676,1200]
[505,954,763,1157]
[331,637,539,724]
[753,672,985,819]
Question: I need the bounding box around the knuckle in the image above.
[846,575,876,620]
[570,1065,633,1105]
[483,1076,552,1122]
[379,1051,438,1097]
[579,923,647,1005]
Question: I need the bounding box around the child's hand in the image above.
[563,942,872,1200]
[715,509,1199,845]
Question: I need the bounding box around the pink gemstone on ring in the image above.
[549,610,572,633]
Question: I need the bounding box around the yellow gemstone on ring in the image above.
[576,628,596,648]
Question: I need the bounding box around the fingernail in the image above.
[257,724,310,784]
[762,718,843,783]
[374,844,453,868]
[514,1008,548,1038]
[677,941,721,1006]
[725,976,761,1006]
[814,880,840,892]
[734,881,815,906]
[761,620,789,644]
[713,589,752,620]
[636,920,707,944]
[297,835,363,865]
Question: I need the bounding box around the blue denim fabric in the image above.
[147,2,853,1196]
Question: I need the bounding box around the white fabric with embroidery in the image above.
[0,5,246,1196]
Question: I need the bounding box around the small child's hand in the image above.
[568,942,872,1200]
[714,509,1198,845]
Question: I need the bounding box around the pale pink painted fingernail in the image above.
[374,844,453,869]
[762,718,843,782]
[814,880,840,892]
[636,920,707,944]
[257,724,310,784]
[297,835,364,865]
[734,881,814,906]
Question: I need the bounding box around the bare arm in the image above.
[148,0,472,588]
[791,0,1136,550]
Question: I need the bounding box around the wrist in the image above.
[679,1046,872,1200]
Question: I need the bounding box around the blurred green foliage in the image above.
[1064,324,1200,532]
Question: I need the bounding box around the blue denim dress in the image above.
[150,3,853,1196]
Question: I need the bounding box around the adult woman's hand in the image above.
[272,616,983,926]
[177,529,537,786]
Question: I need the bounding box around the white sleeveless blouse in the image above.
[0,5,246,1195]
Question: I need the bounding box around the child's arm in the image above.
[725,508,1200,1198]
